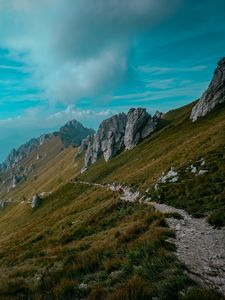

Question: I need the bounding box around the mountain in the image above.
[78,108,163,172]
[59,119,95,148]
[0,120,94,198]
[0,58,224,299]
[191,57,225,121]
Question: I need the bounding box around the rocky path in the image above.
[73,180,225,296]
[150,202,225,295]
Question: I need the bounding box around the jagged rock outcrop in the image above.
[11,174,25,189]
[83,113,127,170]
[1,138,47,171]
[191,57,225,122]
[81,108,162,170]
[59,120,94,147]
[124,108,159,150]
[74,135,94,159]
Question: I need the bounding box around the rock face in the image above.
[191,57,225,122]
[84,113,127,169]
[81,108,162,170]
[74,135,94,159]
[59,120,94,147]
[124,108,159,150]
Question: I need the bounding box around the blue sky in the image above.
[0,0,225,161]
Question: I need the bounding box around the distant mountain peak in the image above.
[59,119,95,147]
[0,119,94,172]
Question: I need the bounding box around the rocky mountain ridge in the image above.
[78,108,163,172]
[191,57,225,121]
[0,119,94,172]
[0,120,94,194]
[1,56,224,195]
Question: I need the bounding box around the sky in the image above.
[0,0,225,161]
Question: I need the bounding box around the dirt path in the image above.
[150,202,225,295]
[73,180,225,295]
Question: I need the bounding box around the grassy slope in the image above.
[79,101,225,225]
[0,102,224,299]
[0,183,222,300]
[0,136,81,202]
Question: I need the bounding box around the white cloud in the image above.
[0,106,116,129]
[0,0,179,104]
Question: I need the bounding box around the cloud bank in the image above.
[0,0,178,103]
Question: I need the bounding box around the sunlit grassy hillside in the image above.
[0,182,222,300]
[80,101,225,225]
[0,101,224,299]
[0,136,81,202]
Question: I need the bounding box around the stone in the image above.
[110,270,123,278]
[158,167,178,183]
[79,283,88,290]
[191,57,225,121]
[31,194,41,209]
[0,200,5,209]
[198,169,208,175]
[190,165,197,174]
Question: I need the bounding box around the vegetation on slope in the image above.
[149,145,225,226]
[0,101,224,298]
[0,136,81,201]
[0,182,223,299]
[79,102,225,226]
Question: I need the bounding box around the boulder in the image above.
[31,194,41,209]
[0,200,5,209]
[191,57,225,121]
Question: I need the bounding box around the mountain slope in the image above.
[0,101,224,299]
[79,100,225,226]
[0,59,225,299]
[0,182,222,300]
[0,120,93,201]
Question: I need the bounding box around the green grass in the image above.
[0,182,222,299]
[79,101,225,226]
[0,101,224,298]
[149,145,225,226]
